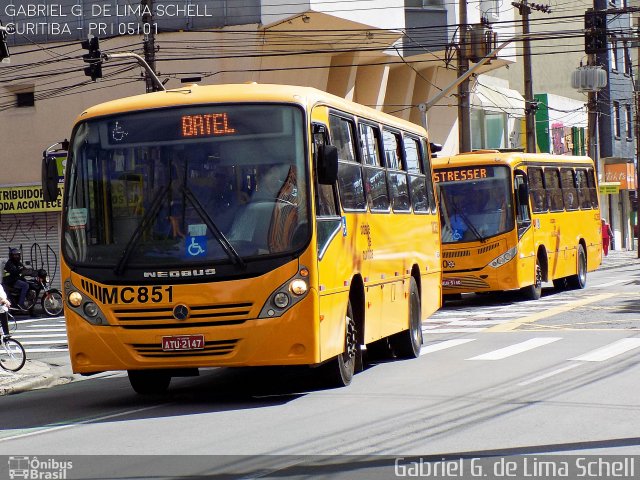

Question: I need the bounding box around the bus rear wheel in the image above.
[389,278,422,359]
[567,244,587,289]
[128,370,171,395]
[520,260,542,300]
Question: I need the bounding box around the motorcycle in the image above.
[3,269,64,317]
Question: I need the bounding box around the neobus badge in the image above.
[181,113,236,138]
[433,167,489,183]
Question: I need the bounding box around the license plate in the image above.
[162,334,205,351]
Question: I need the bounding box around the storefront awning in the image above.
[472,83,526,117]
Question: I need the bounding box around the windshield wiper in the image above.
[114,185,170,276]
[450,198,485,243]
[182,186,246,270]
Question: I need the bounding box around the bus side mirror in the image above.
[318,144,338,185]
[42,154,59,203]
[517,183,529,205]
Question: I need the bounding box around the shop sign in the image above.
[603,163,636,190]
[0,184,63,214]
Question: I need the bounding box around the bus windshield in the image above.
[436,165,514,243]
[64,104,308,271]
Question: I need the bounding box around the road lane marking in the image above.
[485,293,616,332]
[420,339,476,355]
[569,338,640,362]
[517,363,583,386]
[467,337,562,360]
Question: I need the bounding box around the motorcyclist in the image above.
[3,248,29,310]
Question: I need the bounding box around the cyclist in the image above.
[3,248,29,310]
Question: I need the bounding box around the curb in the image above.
[0,360,66,396]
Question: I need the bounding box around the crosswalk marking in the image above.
[467,337,562,360]
[420,339,476,355]
[569,338,640,362]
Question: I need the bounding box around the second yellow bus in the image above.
[433,151,602,300]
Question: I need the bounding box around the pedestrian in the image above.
[601,218,613,256]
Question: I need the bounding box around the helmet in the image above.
[9,248,20,257]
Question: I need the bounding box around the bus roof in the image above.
[75,82,427,135]
[432,150,593,168]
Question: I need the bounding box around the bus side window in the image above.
[528,167,547,213]
[329,114,366,211]
[359,122,390,212]
[575,169,592,209]
[560,168,578,211]
[586,167,599,208]
[422,139,437,213]
[383,129,410,212]
[404,136,429,213]
[544,168,564,211]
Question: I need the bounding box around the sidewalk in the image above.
[599,247,640,270]
[1,248,639,396]
[0,354,73,396]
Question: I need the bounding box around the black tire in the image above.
[567,244,587,289]
[321,300,359,387]
[520,259,542,300]
[389,277,422,359]
[42,290,64,316]
[128,370,172,394]
[0,337,26,372]
[23,289,37,310]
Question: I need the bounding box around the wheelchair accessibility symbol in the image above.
[186,236,207,257]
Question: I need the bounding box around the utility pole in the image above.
[512,1,551,153]
[142,0,158,93]
[457,0,471,153]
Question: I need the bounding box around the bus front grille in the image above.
[112,302,253,328]
[442,276,490,290]
[129,339,239,358]
[443,250,471,258]
[477,242,499,255]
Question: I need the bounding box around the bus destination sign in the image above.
[433,167,490,183]
[181,113,236,138]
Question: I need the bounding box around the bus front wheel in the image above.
[389,277,422,359]
[520,260,542,300]
[321,301,359,387]
[128,370,171,395]
[567,244,587,289]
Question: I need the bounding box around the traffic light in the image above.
[81,36,102,81]
[585,10,607,54]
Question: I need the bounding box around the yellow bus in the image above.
[433,151,602,300]
[43,83,442,393]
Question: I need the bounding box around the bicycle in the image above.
[0,313,26,372]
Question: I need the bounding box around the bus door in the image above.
[514,171,535,275]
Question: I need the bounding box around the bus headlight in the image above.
[290,279,307,296]
[259,267,311,318]
[68,291,83,307]
[488,246,517,268]
[273,292,290,309]
[83,302,99,317]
